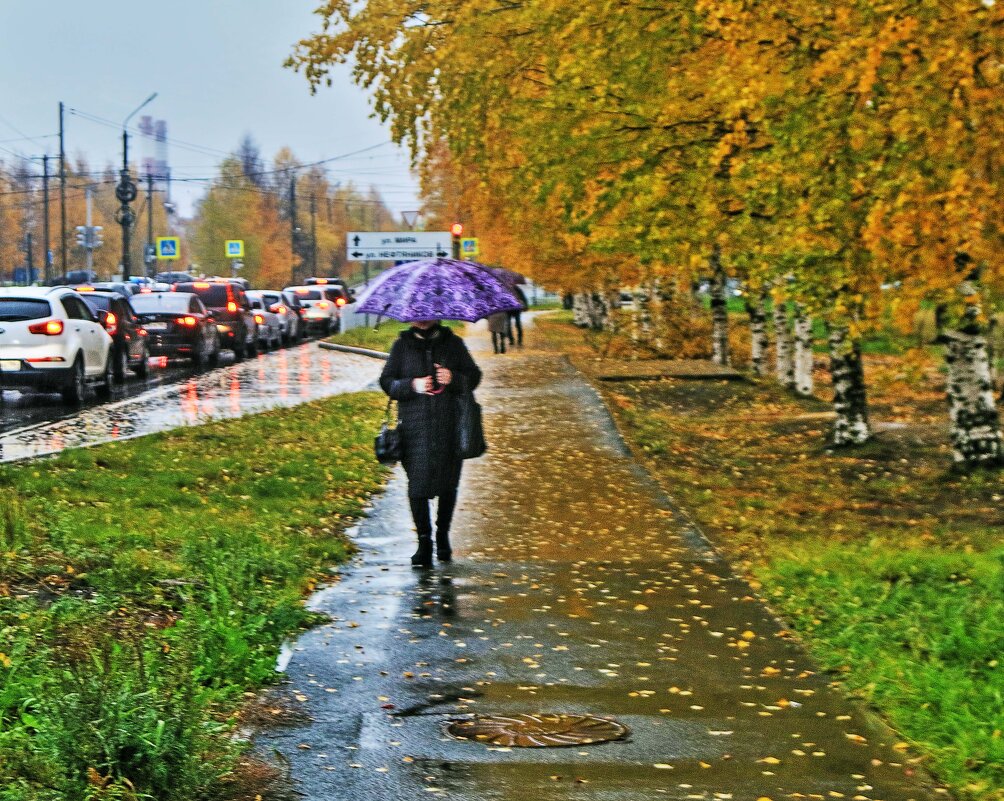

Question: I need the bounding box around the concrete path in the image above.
[259,320,937,801]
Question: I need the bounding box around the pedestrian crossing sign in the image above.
[225,240,245,258]
[461,237,479,257]
[156,237,180,260]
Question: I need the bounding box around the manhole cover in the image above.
[445,713,630,747]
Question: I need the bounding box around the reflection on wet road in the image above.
[0,343,383,463]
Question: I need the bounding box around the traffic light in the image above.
[451,222,463,258]
[75,226,88,247]
[92,226,103,249]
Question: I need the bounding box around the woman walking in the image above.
[487,311,509,354]
[380,320,482,567]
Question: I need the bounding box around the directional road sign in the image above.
[347,231,451,262]
[225,239,245,258]
[156,237,180,260]
[461,237,479,258]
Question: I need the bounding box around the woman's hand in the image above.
[412,376,434,394]
[435,364,452,386]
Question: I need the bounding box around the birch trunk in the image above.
[773,302,795,389]
[588,292,607,331]
[944,329,1004,467]
[746,295,768,376]
[710,251,730,366]
[572,293,590,328]
[828,327,871,446]
[793,306,814,397]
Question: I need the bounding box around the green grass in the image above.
[327,320,467,353]
[533,314,1004,801]
[0,393,390,801]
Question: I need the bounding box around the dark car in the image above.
[174,281,258,360]
[130,291,220,367]
[154,271,196,285]
[80,290,150,379]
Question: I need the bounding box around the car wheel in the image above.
[132,344,149,378]
[112,345,128,381]
[192,335,207,368]
[247,337,259,357]
[208,335,220,366]
[61,357,86,405]
[96,353,114,397]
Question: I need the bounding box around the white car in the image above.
[284,285,344,335]
[253,290,301,344]
[246,291,284,350]
[0,286,115,404]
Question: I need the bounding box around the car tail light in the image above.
[26,356,66,363]
[317,301,330,310]
[177,316,198,327]
[227,301,238,313]
[28,319,64,336]
[140,288,153,293]
[316,278,328,284]
[254,314,264,325]
[194,281,211,288]
[105,312,118,335]
[335,297,347,307]
[77,286,95,292]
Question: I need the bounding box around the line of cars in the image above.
[0,276,354,405]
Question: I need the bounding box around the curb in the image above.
[317,341,390,361]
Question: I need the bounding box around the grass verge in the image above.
[0,393,389,801]
[534,313,1004,801]
[327,320,467,353]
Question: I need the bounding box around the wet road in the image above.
[258,325,938,801]
[0,341,383,463]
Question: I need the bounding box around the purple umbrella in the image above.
[354,258,523,322]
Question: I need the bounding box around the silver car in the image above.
[246,291,283,350]
[256,290,301,344]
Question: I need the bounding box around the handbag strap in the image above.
[384,397,396,424]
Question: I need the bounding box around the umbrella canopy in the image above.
[354,258,523,322]
[488,266,527,286]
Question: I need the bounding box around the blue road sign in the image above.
[156,237,180,260]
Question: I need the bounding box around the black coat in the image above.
[379,325,482,498]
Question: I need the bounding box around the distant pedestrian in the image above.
[487,312,508,354]
[506,285,528,349]
[380,320,482,567]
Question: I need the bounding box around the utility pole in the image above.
[289,175,298,284]
[310,193,317,277]
[85,185,94,271]
[25,232,33,285]
[58,102,67,277]
[41,155,52,285]
[146,173,154,278]
[116,93,157,281]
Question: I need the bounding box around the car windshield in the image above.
[0,298,51,322]
[82,295,113,312]
[293,289,322,300]
[130,294,192,313]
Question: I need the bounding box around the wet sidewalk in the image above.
[259,321,937,801]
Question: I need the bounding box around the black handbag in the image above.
[374,399,403,464]
[456,391,487,459]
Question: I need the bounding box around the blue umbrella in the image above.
[354,258,522,322]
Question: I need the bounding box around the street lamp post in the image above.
[116,93,157,280]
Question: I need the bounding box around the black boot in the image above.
[434,491,457,563]
[411,535,433,568]
[409,497,434,568]
[435,531,452,563]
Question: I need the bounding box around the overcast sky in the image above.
[0,0,420,218]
